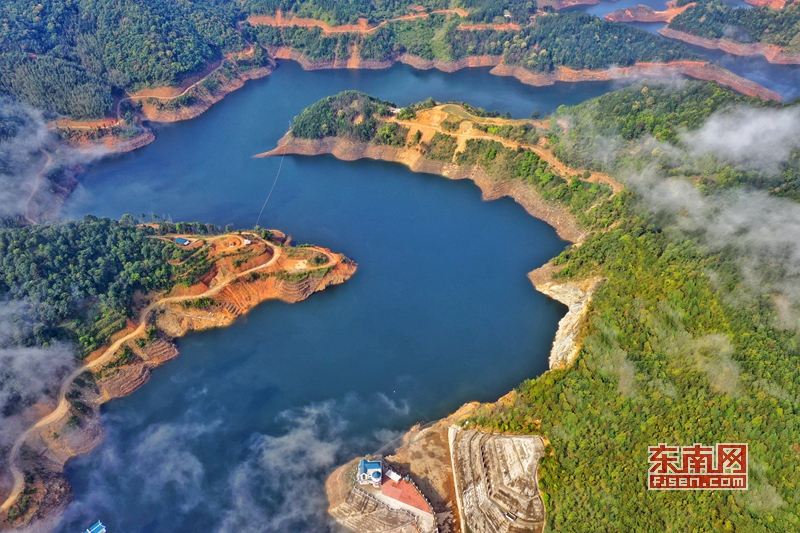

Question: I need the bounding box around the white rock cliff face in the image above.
[529,268,602,369]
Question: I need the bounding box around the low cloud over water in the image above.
[55,392,413,533]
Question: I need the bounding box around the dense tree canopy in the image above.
[549,80,800,199]
[669,0,800,50]
[249,11,698,68]
[0,216,173,347]
[0,0,701,119]
[292,91,800,530]
[0,0,245,118]
[242,0,449,24]
[291,90,395,140]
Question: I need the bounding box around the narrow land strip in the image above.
[0,233,354,520]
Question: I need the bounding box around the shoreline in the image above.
[658,27,800,66]
[264,135,601,533]
[259,133,599,366]
[0,235,356,530]
[604,2,693,23]
[259,134,588,243]
[267,49,782,101]
[49,46,780,170]
[54,63,276,157]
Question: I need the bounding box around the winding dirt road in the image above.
[0,237,337,514]
[53,46,260,131]
[394,107,623,193]
[247,8,469,35]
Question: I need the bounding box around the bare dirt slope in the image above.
[247,8,469,35]
[395,105,624,193]
[0,232,356,530]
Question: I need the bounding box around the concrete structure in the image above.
[358,458,384,488]
[449,428,546,533]
[386,469,402,482]
[330,485,421,533]
[329,457,439,533]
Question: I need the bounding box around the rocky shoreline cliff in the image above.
[266,48,781,101]
[259,133,600,533]
[658,27,800,66]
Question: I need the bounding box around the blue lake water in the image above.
[55,62,577,533]
[570,0,751,19]
[53,42,800,532]
[568,1,800,99]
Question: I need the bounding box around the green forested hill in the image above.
[553,80,759,145]
[0,216,233,355]
[241,0,537,25]
[0,217,172,349]
[0,0,245,118]
[291,90,395,140]
[243,0,445,24]
[0,0,698,119]
[247,11,697,66]
[549,80,800,199]
[293,91,800,532]
[668,0,800,50]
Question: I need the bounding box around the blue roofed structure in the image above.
[357,458,383,488]
[174,237,191,246]
[83,520,106,533]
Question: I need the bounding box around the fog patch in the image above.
[683,106,800,175]
[132,420,222,512]
[628,168,800,313]
[740,482,785,512]
[217,402,347,533]
[0,98,108,221]
[0,100,51,218]
[372,428,405,447]
[376,392,411,417]
[56,415,223,529]
[647,378,678,399]
[685,334,741,397]
[580,316,638,397]
[56,392,415,532]
[753,379,797,404]
[217,393,418,533]
[0,301,74,447]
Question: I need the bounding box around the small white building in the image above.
[385,469,402,483]
[357,458,383,488]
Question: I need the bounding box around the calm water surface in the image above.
[569,1,800,99]
[56,63,581,533]
[54,49,800,532]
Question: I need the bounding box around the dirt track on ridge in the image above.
[394,107,624,193]
[0,235,341,516]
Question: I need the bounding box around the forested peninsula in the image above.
[260,88,800,532]
[0,0,779,128]
[245,9,779,99]
[660,0,800,64]
[0,217,356,527]
[0,0,781,227]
